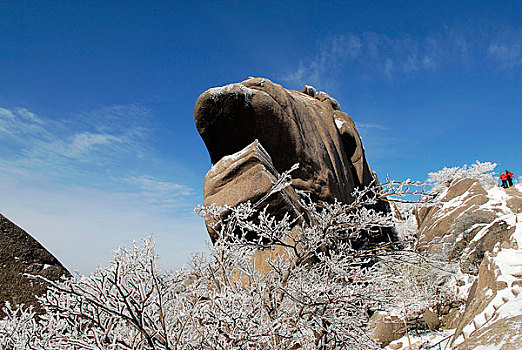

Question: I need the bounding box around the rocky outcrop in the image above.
[195,77,391,242]
[416,178,508,274]
[413,180,522,349]
[202,140,303,240]
[454,315,522,350]
[449,213,522,348]
[0,213,69,314]
[368,311,408,347]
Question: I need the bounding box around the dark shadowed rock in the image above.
[194,77,392,242]
[0,213,70,314]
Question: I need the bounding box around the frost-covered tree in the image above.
[427,161,497,195]
[1,166,456,350]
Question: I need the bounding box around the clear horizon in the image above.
[1,0,521,274]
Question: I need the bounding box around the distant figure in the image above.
[500,172,508,188]
[506,170,514,187]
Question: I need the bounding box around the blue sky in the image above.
[1,1,521,273]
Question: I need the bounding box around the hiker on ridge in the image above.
[506,170,514,187]
[500,172,508,188]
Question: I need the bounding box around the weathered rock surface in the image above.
[505,186,522,214]
[368,311,406,347]
[203,140,302,241]
[416,178,505,273]
[454,315,522,350]
[195,77,391,241]
[0,213,69,314]
[414,180,522,349]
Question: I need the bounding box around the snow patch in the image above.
[206,84,257,104]
[207,140,273,177]
[334,118,345,129]
[385,329,454,350]
[455,220,522,346]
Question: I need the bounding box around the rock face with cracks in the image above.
[194,77,391,242]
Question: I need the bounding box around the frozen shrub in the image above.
[0,303,39,350]
[0,166,456,350]
[427,161,497,195]
[391,203,419,246]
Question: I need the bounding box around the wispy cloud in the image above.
[0,105,152,175]
[0,104,198,208]
[488,43,522,68]
[283,26,522,89]
[486,27,522,68]
[488,43,521,67]
[0,106,50,140]
[357,123,388,131]
[0,167,205,274]
[0,104,203,273]
[125,175,193,209]
[27,132,128,161]
[283,31,449,89]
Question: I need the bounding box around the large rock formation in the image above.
[194,77,390,241]
[416,178,512,275]
[0,213,69,314]
[390,181,522,349]
[382,182,522,349]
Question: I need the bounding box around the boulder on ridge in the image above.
[194,77,392,243]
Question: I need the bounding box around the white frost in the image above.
[206,83,257,104]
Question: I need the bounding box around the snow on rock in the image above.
[334,118,345,129]
[385,329,454,350]
[206,83,257,104]
[414,176,522,348]
[450,195,522,348]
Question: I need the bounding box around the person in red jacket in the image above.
[500,172,508,188]
[506,170,514,187]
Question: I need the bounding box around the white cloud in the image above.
[0,104,203,273]
[423,55,435,69]
[384,58,395,79]
[282,31,449,89]
[71,132,123,152]
[62,132,127,158]
[0,106,50,139]
[330,34,363,59]
[283,34,365,89]
[16,107,44,124]
[0,107,15,119]
[0,105,153,173]
[125,175,193,209]
[283,60,323,90]
[484,27,522,68]
[357,123,388,131]
[281,26,522,89]
[403,54,420,72]
[0,168,206,274]
[284,26,522,90]
[127,176,192,195]
[488,42,522,67]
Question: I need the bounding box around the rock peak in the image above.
[194,77,392,242]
